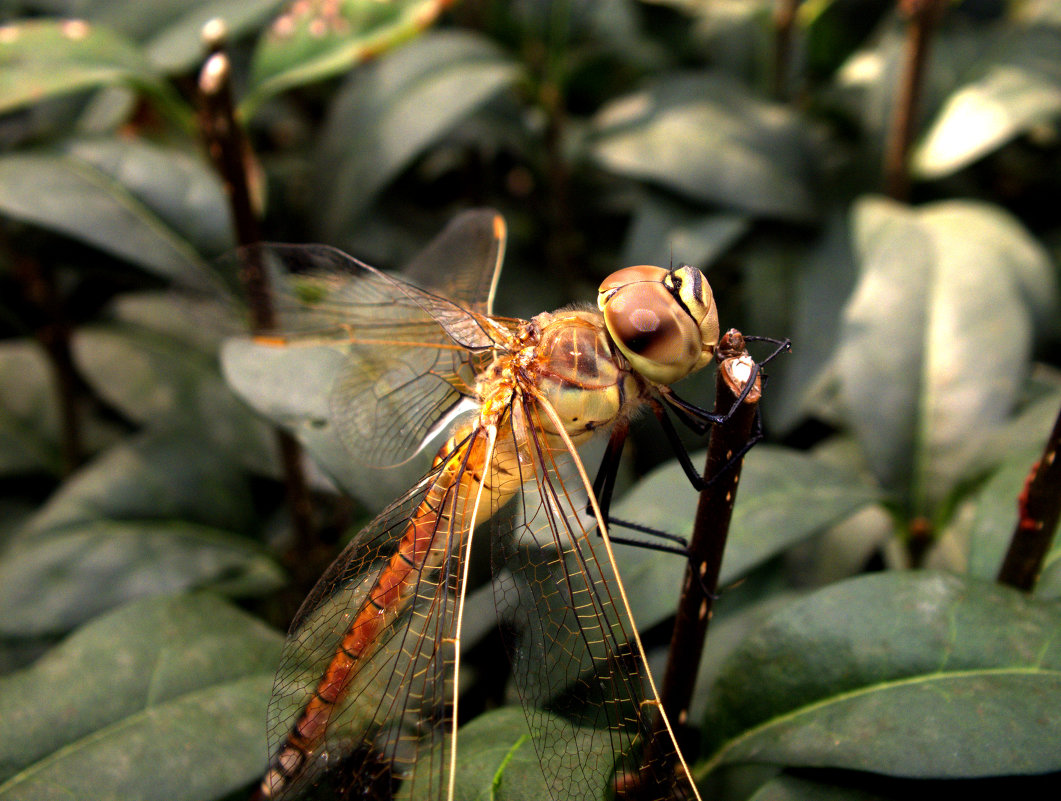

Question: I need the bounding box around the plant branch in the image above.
[9,250,83,474]
[196,24,315,560]
[625,331,762,799]
[997,400,1061,592]
[883,0,946,200]
[659,329,762,732]
[772,0,800,101]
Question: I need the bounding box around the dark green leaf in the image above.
[424,707,618,801]
[748,774,893,801]
[244,0,455,113]
[73,292,278,474]
[0,593,279,799]
[837,197,1057,516]
[221,336,419,506]
[447,708,547,801]
[311,30,520,240]
[590,72,819,221]
[620,193,750,271]
[914,25,1061,178]
[0,339,121,476]
[703,572,1061,777]
[0,18,190,125]
[0,429,279,636]
[610,445,880,630]
[0,149,221,287]
[21,425,256,541]
[768,213,857,433]
[830,19,986,161]
[989,383,1061,462]
[142,0,286,73]
[61,139,234,259]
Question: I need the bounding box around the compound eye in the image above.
[598,265,669,302]
[598,267,702,385]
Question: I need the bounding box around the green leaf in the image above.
[831,20,987,161]
[73,292,278,474]
[243,0,455,114]
[768,213,857,433]
[747,774,893,801]
[0,429,280,636]
[20,426,256,545]
[619,193,750,272]
[418,707,618,801]
[142,0,286,73]
[61,138,235,259]
[0,18,191,126]
[703,572,1061,778]
[914,25,1061,178]
[590,72,819,221]
[836,197,1057,516]
[447,708,547,801]
[0,593,279,799]
[311,30,520,240]
[610,445,880,631]
[0,147,224,287]
[0,339,122,477]
[220,336,417,507]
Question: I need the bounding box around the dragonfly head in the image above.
[597,264,719,385]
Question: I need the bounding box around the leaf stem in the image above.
[997,400,1061,592]
[196,24,316,563]
[883,0,947,200]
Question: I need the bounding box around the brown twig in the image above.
[997,401,1061,591]
[883,0,947,200]
[9,250,83,474]
[626,331,762,799]
[660,330,761,734]
[772,0,800,101]
[196,23,315,560]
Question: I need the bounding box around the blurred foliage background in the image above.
[0,0,1059,799]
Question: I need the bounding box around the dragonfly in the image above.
[248,209,726,801]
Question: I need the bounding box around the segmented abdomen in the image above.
[259,422,520,799]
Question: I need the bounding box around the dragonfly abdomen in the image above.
[260,427,520,799]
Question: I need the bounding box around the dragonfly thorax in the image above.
[510,309,643,447]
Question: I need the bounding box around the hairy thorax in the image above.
[490,309,645,447]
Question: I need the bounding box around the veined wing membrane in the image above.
[245,242,509,468]
[401,208,506,316]
[267,427,494,801]
[490,395,697,801]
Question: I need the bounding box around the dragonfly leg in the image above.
[660,337,790,433]
[588,338,787,556]
[654,396,766,493]
[657,336,789,488]
[586,420,691,556]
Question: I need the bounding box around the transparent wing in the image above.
[401,208,506,316]
[490,395,699,801]
[263,394,696,800]
[244,231,512,467]
[264,426,493,801]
